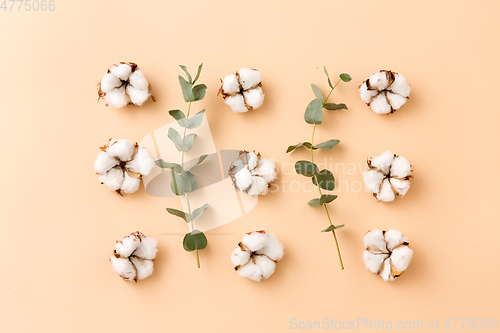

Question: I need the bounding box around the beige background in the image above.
[1,0,499,332]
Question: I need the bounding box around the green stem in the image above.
[310,83,344,270]
[181,102,200,268]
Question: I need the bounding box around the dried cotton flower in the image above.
[362,150,413,202]
[228,150,277,196]
[218,68,265,112]
[110,231,158,282]
[363,229,413,282]
[359,70,411,114]
[94,138,155,196]
[98,62,154,108]
[231,230,284,282]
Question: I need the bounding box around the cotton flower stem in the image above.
[309,81,345,270]
[181,102,201,268]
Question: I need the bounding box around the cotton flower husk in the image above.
[94,138,155,196]
[218,68,265,112]
[359,70,411,114]
[98,62,154,108]
[363,229,413,281]
[228,150,278,196]
[362,150,413,202]
[110,231,158,282]
[231,230,284,282]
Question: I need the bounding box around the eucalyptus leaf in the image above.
[183,230,208,252]
[312,169,335,191]
[321,224,344,232]
[191,203,209,221]
[304,99,323,125]
[339,73,352,82]
[192,63,203,84]
[311,84,324,104]
[169,109,188,127]
[179,75,194,102]
[302,142,317,150]
[320,194,338,204]
[155,159,183,173]
[313,139,340,150]
[185,154,208,171]
[323,103,348,111]
[295,160,319,177]
[308,198,322,207]
[286,142,303,153]
[179,65,192,83]
[184,133,197,151]
[187,110,205,129]
[168,128,188,152]
[166,208,190,222]
[183,170,198,192]
[192,84,207,102]
[324,66,333,89]
[170,168,192,195]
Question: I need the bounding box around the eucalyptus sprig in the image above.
[155,64,209,268]
[286,67,351,270]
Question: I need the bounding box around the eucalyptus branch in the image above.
[155,64,209,268]
[286,67,351,270]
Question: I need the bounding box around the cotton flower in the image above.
[363,229,413,281]
[97,62,154,108]
[231,230,284,282]
[359,70,411,114]
[228,150,277,196]
[94,138,155,195]
[362,150,413,202]
[110,231,158,282]
[218,68,265,112]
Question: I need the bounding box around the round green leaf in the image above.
[304,99,323,125]
[339,73,352,82]
[312,169,335,191]
[183,230,208,252]
[295,161,319,177]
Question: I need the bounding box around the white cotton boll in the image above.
[257,233,284,261]
[386,92,408,110]
[106,139,135,161]
[224,94,248,113]
[254,255,276,280]
[370,150,394,175]
[362,169,385,193]
[130,257,154,280]
[377,179,396,202]
[243,87,265,110]
[388,73,411,97]
[237,260,263,282]
[99,167,124,192]
[379,258,394,282]
[110,257,137,281]
[109,63,132,81]
[390,178,411,196]
[100,73,121,93]
[120,172,141,195]
[359,82,378,104]
[363,230,388,253]
[104,86,130,108]
[391,246,413,273]
[235,167,253,192]
[242,232,268,252]
[94,151,119,175]
[128,70,149,91]
[125,148,155,176]
[133,237,158,260]
[368,71,389,91]
[126,85,150,106]
[363,250,389,274]
[238,68,261,90]
[384,229,408,251]
[390,156,412,178]
[231,247,251,266]
[222,74,241,95]
[246,152,259,171]
[370,92,392,114]
[115,234,140,258]
[247,176,269,196]
[254,158,277,184]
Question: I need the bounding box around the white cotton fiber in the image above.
[238,68,261,90]
[243,86,265,109]
[224,94,248,113]
[220,68,264,112]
